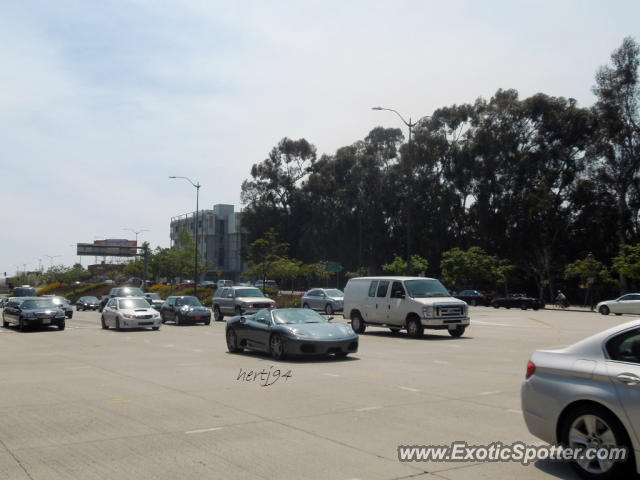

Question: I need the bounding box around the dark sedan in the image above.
[161,296,211,325]
[47,296,73,318]
[491,295,543,310]
[2,297,66,330]
[76,296,100,311]
[226,308,358,360]
[453,289,493,307]
[144,292,164,311]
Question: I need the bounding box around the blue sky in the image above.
[2,0,639,275]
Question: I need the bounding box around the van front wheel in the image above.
[350,312,365,334]
[407,318,423,339]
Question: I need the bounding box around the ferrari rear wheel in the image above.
[226,329,242,353]
[269,334,286,360]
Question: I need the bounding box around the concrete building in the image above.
[170,204,248,281]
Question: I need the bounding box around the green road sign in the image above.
[326,261,342,273]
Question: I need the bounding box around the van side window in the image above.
[377,281,389,298]
[368,281,378,297]
[391,281,405,298]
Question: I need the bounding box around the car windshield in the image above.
[176,297,202,306]
[118,298,151,309]
[51,297,69,305]
[405,279,450,298]
[273,309,328,324]
[118,287,144,296]
[22,299,57,309]
[147,293,161,300]
[235,288,265,298]
[83,296,99,302]
[325,289,343,297]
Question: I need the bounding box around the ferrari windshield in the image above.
[405,279,450,298]
[273,309,328,324]
[118,298,152,309]
[235,288,265,298]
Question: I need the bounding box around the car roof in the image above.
[349,276,437,281]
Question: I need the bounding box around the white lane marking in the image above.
[478,391,502,396]
[434,360,449,365]
[508,409,523,414]
[185,427,223,435]
[356,406,382,412]
[323,373,340,377]
[398,386,420,392]
[66,366,91,370]
[473,321,509,326]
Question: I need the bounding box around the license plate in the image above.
[42,319,50,324]
[195,316,201,320]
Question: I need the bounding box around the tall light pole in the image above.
[44,254,62,269]
[372,106,430,273]
[169,176,200,296]
[123,228,149,245]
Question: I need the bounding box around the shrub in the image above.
[37,282,63,296]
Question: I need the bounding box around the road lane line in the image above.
[508,409,523,414]
[185,427,223,434]
[473,321,509,326]
[478,391,502,396]
[107,397,138,404]
[356,406,382,412]
[529,317,555,328]
[398,386,420,392]
[323,373,340,377]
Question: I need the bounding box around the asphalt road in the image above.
[0,306,636,480]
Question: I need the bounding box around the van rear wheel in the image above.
[350,312,365,333]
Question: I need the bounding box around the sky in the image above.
[2,0,639,276]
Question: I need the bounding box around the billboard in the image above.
[77,239,137,257]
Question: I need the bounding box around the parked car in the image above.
[522,319,640,479]
[46,296,73,318]
[160,296,211,325]
[76,296,100,311]
[99,286,145,312]
[597,293,640,316]
[301,288,344,315]
[343,276,469,338]
[254,280,279,290]
[453,289,492,307]
[198,280,217,288]
[0,297,8,308]
[144,292,164,311]
[2,297,66,331]
[178,280,195,288]
[216,279,233,289]
[226,308,358,359]
[213,286,276,321]
[12,285,37,297]
[100,297,161,330]
[491,294,543,310]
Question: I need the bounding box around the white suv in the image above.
[343,276,469,338]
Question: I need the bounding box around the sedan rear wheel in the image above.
[325,303,334,315]
[599,305,610,315]
[269,334,285,360]
[175,314,180,326]
[561,406,632,480]
[19,318,25,331]
[116,317,121,331]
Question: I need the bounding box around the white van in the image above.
[343,276,469,338]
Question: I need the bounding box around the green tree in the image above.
[245,228,289,290]
[440,247,497,290]
[382,255,407,275]
[565,254,615,307]
[612,243,640,284]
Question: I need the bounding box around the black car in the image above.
[144,292,164,311]
[226,308,358,360]
[76,296,100,311]
[161,296,211,325]
[44,295,73,318]
[453,290,493,307]
[491,295,543,310]
[2,297,66,330]
[99,286,145,312]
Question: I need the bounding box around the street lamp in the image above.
[44,254,61,269]
[123,228,149,245]
[169,176,201,296]
[372,106,430,273]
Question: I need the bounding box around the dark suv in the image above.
[99,286,145,312]
[13,285,37,297]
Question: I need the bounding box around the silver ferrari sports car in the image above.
[521,319,640,479]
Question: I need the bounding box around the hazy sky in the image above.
[2,0,639,275]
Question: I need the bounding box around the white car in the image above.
[101,297,161,330]
[597,293,640,316]
[343,276,469,338]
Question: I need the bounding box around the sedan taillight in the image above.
[525,360,536,379]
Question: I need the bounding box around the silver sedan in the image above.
[521,319,640,479]
[597,293,640,316]
[301,288,343,315]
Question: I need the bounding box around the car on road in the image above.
[226,308,358,360]
[46,296,73,318]
[216,279,233,289]
[491,294,543,310]
[301,288,344,314]
[522,319,640,479]
[100,297,161,330]
[12,285,37,297]
[76,296,101,311]
[99,286,146,311]
[144,292,164,311]
[213,286,276,321]
[343,276,469,338]
[254,280,278,290]
[597,293,640,316]
[2,297,66,331]
[198,280,217,288]
[453,289,492,306]
[160,296,211,325]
